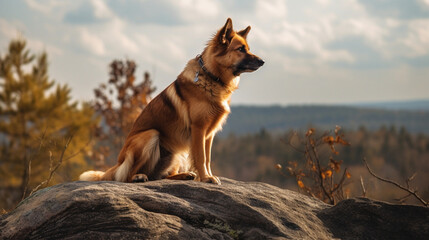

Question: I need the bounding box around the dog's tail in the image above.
[79,170,105,181]
[114,129,160,182]
[79,130,160,182]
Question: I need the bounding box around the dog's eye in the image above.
[237,45,246,52]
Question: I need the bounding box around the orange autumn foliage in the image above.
[276,126,351,205]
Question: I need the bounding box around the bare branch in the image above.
[281,132,305,154]
[331,168,348,194]
[310,142,334,204]
[29,135,74,196]
[395,192,413,204]
[406,173,417,189]
[363,158,428,207]
[21,128,47,200]
[64,135,93,161]
[46,135,73,185]
[360,175,366,198]
[275,167,290,179]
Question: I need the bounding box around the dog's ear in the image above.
[238,26,251,39]
[219,18,234,45]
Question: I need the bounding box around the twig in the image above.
[360,175,366,198]
[29,135,73,196]
[395,192,413,204]
[282,132,305,154]
[310,142,334,204]
[363,158,428,207]
[64,135,93,162]
[406,173,417,189]
[275,167,290,179]
[331,168,348,194]
[21,128,47,200]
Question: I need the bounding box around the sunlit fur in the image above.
[79,18,264,184]
[79,170,104,181]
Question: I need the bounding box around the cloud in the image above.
[255,0,287,20]
[92,0,113,19]
[172,0,220,21]
[106,0,185,26]
[25,0,61,14]
[64,5,99,24]
[315,0,331,5]
[56,0,429,70]
[340,18,386,46]
[106,19,140,54]
[0,18,63,57]
[402,19,429,57]
[64,0,112,24]
[27,39,63,56]
[250,0,429,69]
[64,1,140,56]
[255,18,355,63]
[3,0,429,105]
[78,28,105,56]
[0,19,21,39]
[357,0,429,19]
[64,0,221,26]
[25,0,72,20]
[327,37,392,69]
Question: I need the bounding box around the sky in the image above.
[0,0,429,106]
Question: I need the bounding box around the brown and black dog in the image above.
[79,18,264,184]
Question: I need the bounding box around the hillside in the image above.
[222,105,429,136]
[352,99,429,111]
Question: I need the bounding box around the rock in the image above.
[0,178,428,240]
[319,198,429,240]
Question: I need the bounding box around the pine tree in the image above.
[0,39,97,207]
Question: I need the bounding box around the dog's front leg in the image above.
[191,125,220,184]
[205,135,220,183]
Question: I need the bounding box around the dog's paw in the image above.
[132,174,149,183]
[186,172,197,180]
[165,172,197,180]
[202,176,221,185]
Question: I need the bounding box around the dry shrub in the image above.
[277,126,351,204]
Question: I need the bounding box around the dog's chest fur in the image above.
[149,70,230,155]
[181,62,233,136]
[185,86,230,137]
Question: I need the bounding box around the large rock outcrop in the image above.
[1,178,428,239]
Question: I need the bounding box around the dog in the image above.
[79,18,264,185]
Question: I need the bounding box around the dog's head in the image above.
[209,18,264,76]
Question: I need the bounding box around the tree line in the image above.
[211,126,429,205]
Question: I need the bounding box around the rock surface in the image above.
[0,178,428,240]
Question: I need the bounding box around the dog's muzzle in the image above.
[254,57,265,68]
[234,55,264,75]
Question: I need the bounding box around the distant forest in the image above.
[221,105,429,136]
[216,105,429,204]
[212,125,429,205]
